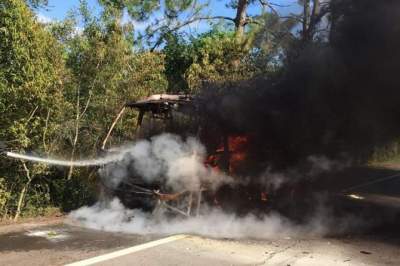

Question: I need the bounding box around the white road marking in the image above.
[64,234,188,266]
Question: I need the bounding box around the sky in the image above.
[37,0,99,21]
[36,0,301,32]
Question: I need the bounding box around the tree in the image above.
[298,0,329,42]
[56,0,168,159]
[163,13,296,92]
[25,0,48,9]
[163,33,193,92]
[185,30,255,90]
[0,0,67,219]
[99,0,286,49]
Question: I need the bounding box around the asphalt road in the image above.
[0,221,399,266]
[1,166,400,265]
[0,222,158,266]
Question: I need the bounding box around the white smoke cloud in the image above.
[68,197,366,239]
[253,155,352,192]
[99,133,232,191]
[258,168,290,191]
[307,155,351,176]
[68,134,366,239]
[69,198,300,239]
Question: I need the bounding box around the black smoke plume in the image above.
[196,0,400,173]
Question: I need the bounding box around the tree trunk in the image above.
[14,162,32,221]
[67,88,80,180]
[311,0,320,21]
[67,90,91,180]
[14,184,29,221]
[101,106,126,149]
[309,0,320,39]
[303,0,320,41]
[234,0,248,39]
[232,0,249,68]
[329,14,337,43]
[302,0,311,41]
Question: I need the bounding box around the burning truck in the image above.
[96,91,400,222]
[98,94,307,218]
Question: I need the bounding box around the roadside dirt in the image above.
[0,216,65,234]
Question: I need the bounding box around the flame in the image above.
[205,135,249,175]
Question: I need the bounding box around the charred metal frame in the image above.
[125,94,194,127]
[102,94,208,216]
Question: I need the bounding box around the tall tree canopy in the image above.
[99,0,288,48]
[0,0,67,219]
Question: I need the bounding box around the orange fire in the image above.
[205,135,249,174]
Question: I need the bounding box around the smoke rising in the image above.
[100,133,232,191]
[69,197,364,239]
[68,134,367,239]
[69,198,296,238]
[195,0,400,170]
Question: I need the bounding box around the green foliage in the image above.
[50,177,96,212]
[25,0,48,9]
[0,0,65,150]
[99,0,197,21]
[0,177,11,217]
[163,33,193,92]
[185,31,245,90]
[61,3,168,151]
[163,30,260,92]
[163,19,292,92]
[0,0,79,219]
[369,140,400,164]
[99,0,161,21]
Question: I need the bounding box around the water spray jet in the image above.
[5,151,125,167]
